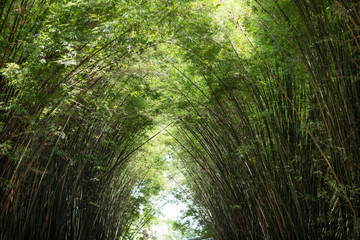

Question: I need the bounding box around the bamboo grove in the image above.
[1,0,359,240]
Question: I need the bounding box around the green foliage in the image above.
[0,0,359,239]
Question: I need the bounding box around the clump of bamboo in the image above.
[0,1,163,239]
[170,0,359,239]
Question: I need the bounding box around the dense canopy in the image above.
[0,0,359,239]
